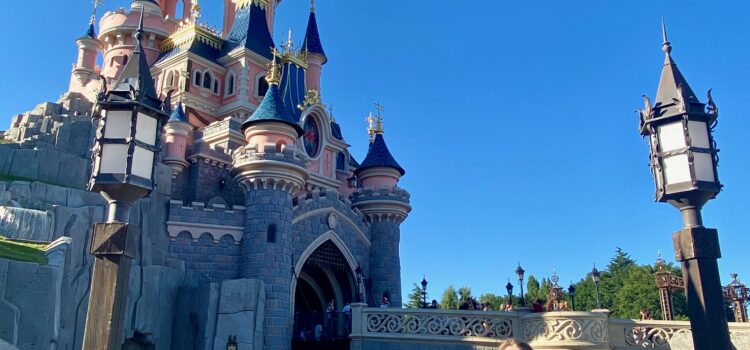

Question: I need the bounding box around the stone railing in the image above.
[350,304,516,347]
[350,305,750,350]
[608,318,750,349]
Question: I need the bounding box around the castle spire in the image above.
[86,0,102,38]
[359,106,404,176]
[241,49,303,136]
[302,2,326,64]
[654,19,700,119]
[111,8,161,110]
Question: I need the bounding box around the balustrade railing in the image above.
[608,319,750,349]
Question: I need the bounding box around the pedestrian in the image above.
[380,296,390,308]
[498,338,533,350]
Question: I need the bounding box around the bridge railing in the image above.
[350,304,750,350]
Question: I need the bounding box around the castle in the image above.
[0,0,410,349]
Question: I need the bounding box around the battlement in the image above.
[194,117,245,155]
[351,186,411,204]
[166,200,246,243]
[231,142,308,169]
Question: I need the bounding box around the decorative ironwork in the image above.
[625,326,692,348]
[365,311,513,339]
[522,317,608,343]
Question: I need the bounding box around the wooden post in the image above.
[82,222,136,350]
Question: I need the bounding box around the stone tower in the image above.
[231,56,308,350]
[352,115,411,307]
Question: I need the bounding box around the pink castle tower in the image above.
[163,101,193,177]
[301,1,326,93]
[69,12,102,93]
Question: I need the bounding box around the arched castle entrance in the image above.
[292,233,359,349]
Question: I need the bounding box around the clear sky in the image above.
[1,1,749,301]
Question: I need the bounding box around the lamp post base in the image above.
[672,226,732,350]
[81,222,136,350]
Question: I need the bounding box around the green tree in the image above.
[478,293,506,310]
[405,283,425,308]
[440,285,459,309]
[458,286,472,302]
[538,278,551,304]
[526,275,540,303]
[611,265,659,318]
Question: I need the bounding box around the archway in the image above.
[292,239,356,349]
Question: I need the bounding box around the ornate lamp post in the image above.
[421,277,428,309]
[516,263,526,306]
[727,273,748,323]
[506,280,514,305]
[226,335,238,350]
[81,10,168,350]
[591,265,601,310]
[638,21,731,349]
[568,282,576,311]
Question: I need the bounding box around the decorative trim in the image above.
[166,221,243,243]
[293,207,370,247]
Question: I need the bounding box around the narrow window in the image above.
[213,78,219,94]
[194,71,202,87]
[227,75,235,96]
[122,55,129,65]
[336,152,346,171]
[257,75,269,96]
[267,224,277,243]
[202,72,212,89]
[175,0,185,19]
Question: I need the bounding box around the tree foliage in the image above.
[440,285,459,309]
[405,283,425,308]
[458,286,472,302]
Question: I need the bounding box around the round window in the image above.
[303,117,320,157]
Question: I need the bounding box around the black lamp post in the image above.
[516,263,526,306]
[420,277,428,309]
[591,265,601,309]
[568,282,576,311]
[727,273,748,323]
[505,280,514,305]
[82,9,169,350]
[355,265,364,303]
[226,335,238,350]
[638,21,731,350]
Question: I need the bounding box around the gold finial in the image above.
[265,48,282,85]
[367,103,384,142]
[283,27,294,52]
[328,105,335,122]
[191,0,202,23]
[91,0,103,25]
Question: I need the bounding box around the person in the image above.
[498,338,533,350]
[639,308,652,320]
[342,301,352,334]
[531,299,544,313]
[314,323,322,341]
[504,302,513,312]
[326,300,336,338]
[430,299,438,309]
[380,296,390,308]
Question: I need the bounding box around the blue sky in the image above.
[1,1,749,301]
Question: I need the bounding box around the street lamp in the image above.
[637,20,730,349]
[516,263,526,306]
[591,265,601,309]
[82,9,168,350]
[727,273,748,323]
[568,282,576,311]
[226,335,238,350]
[505,280,514,305]
[421,276,428,309]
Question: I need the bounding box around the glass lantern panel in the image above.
[103,110,132,139]
[688,121,710,149]
[657,122,686,152]
[135,113,158,146]
[132,146,154,179]
[99,144,128,174]
[693,152,715,182]
[662,154,691,185]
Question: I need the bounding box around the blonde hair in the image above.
[499,338,533,350]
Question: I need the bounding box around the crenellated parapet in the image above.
[351,186,411,223]
[231,142,308,194]
[166,200,246,242]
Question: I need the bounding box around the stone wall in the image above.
[185,158,244,206]
[368,219,402,308]
[169,232,240,282]
[0,147,91,190]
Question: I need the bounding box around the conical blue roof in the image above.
[85,23,96,38]
[356,134,405,176]
[223,2,275,59]
[169,102,188,122]
[241,84,303,136]
[302,11,326,63]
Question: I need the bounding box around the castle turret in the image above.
[230,52,307,350]
[302,2,327,92]
[163,102,193,177]
[69,11,103,92]
[352,112,410,307]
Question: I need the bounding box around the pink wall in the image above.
[165,133,188,159]
[305,54,324,92]
[361,175,398,190]
[247,132,296,150]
